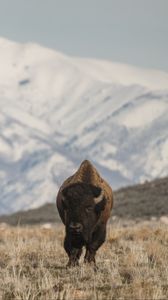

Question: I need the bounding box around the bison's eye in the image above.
[85,206,93,213]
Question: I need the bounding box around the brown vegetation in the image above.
[0,221,167,299]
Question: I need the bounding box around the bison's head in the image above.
[61,182,106,243]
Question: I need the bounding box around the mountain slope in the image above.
[1,176,168,225]
[0,37,168,215]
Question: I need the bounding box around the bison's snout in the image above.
[69,222,83,233]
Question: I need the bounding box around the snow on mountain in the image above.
[73,57,168,90]
[0,37,168,215]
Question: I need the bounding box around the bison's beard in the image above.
[81,229,93,244]
[69,232,85,248]
[66,227,92,245]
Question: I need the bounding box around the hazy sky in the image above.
[0,0,168,71]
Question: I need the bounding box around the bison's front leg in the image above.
[67,248,82,267]
[84,225,106,265]
[84,249,96,264]
[64,234,82,267]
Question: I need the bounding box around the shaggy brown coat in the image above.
[57,160,113,226]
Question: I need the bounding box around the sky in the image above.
[0,0,168,71]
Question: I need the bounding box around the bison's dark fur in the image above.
[56,160,113,267]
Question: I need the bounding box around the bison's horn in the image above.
[94,190,104,204]
[61,187,66,202]
[62,194,65,202]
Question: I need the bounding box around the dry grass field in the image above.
[0,221,168,300]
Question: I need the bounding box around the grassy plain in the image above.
[0,221,168,300]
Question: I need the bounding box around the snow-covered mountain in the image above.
[0,37,168,215]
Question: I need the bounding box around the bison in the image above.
[56,160,113,267]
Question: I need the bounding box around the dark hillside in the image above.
[114,176,168,218]
[0,176,167,225]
